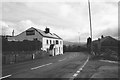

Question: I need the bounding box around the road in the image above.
[2,52,119,79]
[2,52,89,79]
[75,60,119,79]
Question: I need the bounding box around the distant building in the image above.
[8,27,63,56]
[93,36,118,47]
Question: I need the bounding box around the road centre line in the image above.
[58,58,66,62]
[73,73,78,77]
[72,53,78,58]
[76,71,80,73]
[0,74,12,80]
[70,56,89,80]
[31,63,53,70]
[1,63,53,79]
[1,54,76,79]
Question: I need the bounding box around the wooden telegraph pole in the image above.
[88,0,93,56]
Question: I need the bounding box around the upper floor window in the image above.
[60,41,62,44]
[53,40,55,44]
[46,40,48,44]
[56,40,59,44]
[26,30,35,36]
[50,40,52,44]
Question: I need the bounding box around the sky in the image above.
[0,0,119,42]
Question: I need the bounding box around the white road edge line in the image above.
[70,56,89,80]
[99,60,118,64]
[46,63,53,65]
[0,74,12,79]
[31,63,53,70]
[58,58,66,62]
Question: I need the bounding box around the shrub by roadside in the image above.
[90,49,118,61]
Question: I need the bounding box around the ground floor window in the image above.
[59,47,61,53]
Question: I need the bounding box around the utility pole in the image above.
[88,0,93,55]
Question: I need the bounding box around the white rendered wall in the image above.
[42,37,63,56]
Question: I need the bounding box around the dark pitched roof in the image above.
[93,36,118,46]
[31,27,62,39]
[100,36,117,42]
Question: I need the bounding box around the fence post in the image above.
[15,54,18,63]
[32,53,35,59]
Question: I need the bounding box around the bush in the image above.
[2,37,42,52]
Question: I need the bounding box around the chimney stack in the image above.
[101,35,104,38]
[45,27,50,33]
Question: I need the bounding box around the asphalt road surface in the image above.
[2,52,89,79]
[2,52,119,79]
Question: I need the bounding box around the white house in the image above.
[8,27,63,56]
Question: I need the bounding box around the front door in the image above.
[59,47,61,54]
[54,48,56,56]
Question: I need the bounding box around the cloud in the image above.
[1,20,79,42]
[0,21,14,35]
[1,1,118,42]
[95,27,118,39]
[0,20,41,35]
[59,4,72,17]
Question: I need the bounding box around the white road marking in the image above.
[70,56,89,80]
[31,63,53,70]
[45,63,53,65]
[69,53,79,59]
[73,73,78,77]
[76,71,80,73]
[58,58,66,62]
[78,68,82,71]
[100,60,118,64]
[0,74,12,79]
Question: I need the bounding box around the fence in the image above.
[2,50,49,65]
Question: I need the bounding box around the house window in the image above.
[26,30,35,36]
[59,47,61,53]
[33,38,37,41]
[50,40,52,44]
[60,41,62,44]
[56,40,58,44]
[46,40,48,44]
[53,40,55,44]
